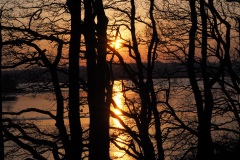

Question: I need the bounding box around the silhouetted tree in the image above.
[66,0,83,159]
[1,0,239,159]
[1,1,76,159]
[0,3,4,160]
[157,0,240,159]
[83,0,110,159]
[105,0,165,159]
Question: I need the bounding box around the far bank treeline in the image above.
[2,61,240,84]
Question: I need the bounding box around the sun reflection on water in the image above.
[113,94,123,115]
[111,81,124,128]
[110,81,132,159]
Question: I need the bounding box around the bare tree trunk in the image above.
[128,0,156,159]
[84,0,110,159]
[198,1,214,159]
[95,0,110,159]
[188,1,205,159]
[148,0,164,159]
[83,1,98,159]
[0,13,4,160]
[188,1,214,159]
[38,34,73,159]
[51,68,71,159]
[66,0,83,159]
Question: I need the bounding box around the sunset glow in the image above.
[111,39,122,49]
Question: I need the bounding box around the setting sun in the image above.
[111,39,122,49]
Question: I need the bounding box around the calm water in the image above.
[1,79,193,160]
[2,79,238,159]
[2,81,135,159]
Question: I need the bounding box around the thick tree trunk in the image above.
[84,0,110,159]
[83,1,98,160]
[66,0,83,159]
[0,16,4,160]
[138,87,156,160]
[95,0,110,159]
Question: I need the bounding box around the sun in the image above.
[112,39,122,49]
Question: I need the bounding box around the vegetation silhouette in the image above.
[1,0,239,159]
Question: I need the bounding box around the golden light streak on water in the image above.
[110,81,133,159]
[111,81,124,128]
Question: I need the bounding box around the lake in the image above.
[2,79,239,159]
[2,81,137,159]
